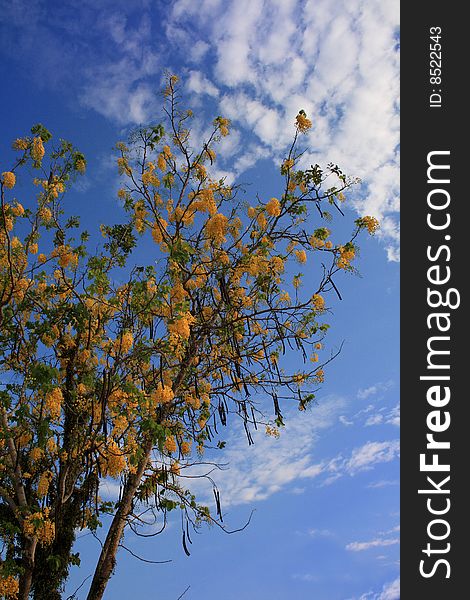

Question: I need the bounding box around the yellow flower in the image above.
[1,171,16,189]
[11,237,22,250]
[114,331,133,354]
[0,575,19,598]
[189,187,217,215]
[266,197,281,217]
[337,244,355,269]
[23,508,55,545]
[117,157,132,176]
[214,116,230,136]
[359,215,380,234]
[168,312,195,340]
[257,212,267,230]
[151,384,174,405]
[29,242,38,254]
[164,435,177,454]
[170,461,180,475]
[282,158,295,172]
[37,470,53,497]
[31,137,45,161]
[312,294,325,312]
[38,206,52,222]
[104,440,127,477]
[181,441,191,455]
[46,438,57,453]
[30,447,44,462]
[151,218,168,244]
[294,249,307,264]
[11,202,24,216]
[270,256,285,273]
[51,245,78,269]
[157,153,167,171]
[45,388,63,420]
[295,112,312,133]
[205,213,228,245]
[265,424,280,438]
[13,137,29,150]
[75,159,86,174]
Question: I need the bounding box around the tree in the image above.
[0,74,379,600]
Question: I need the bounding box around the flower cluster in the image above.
[37,470,53,497]
[266,197,281,217]
[164,435,177,454]
[356,215,380,234]
[337,243,355,269]
[103,440,127,478]
[312,294,325,312]
[151,384,174,405]
[213,116,230,137]
[31,137,45,161]
[205,213,228,245]
[0,575,19,599]
[295,111,312,133]
[168,312,195,340]
[1,172,16,189]
[23,508,55,545]
[45,388,63,420]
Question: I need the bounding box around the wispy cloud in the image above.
[367,479,399,489]
[357,381,394,400]
[292,572,319,582]
[308,528,333,538]
[346,537,399,552]
[349,577,400,600]
[344,440,399,474]
[377,577,400,600]
[364,404,400,428]
[346,524,399,554]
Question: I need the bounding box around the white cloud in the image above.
[367,479,399,489]
[386,404,400,427]
[377,577,400,600]
[186,70,219,97]
[292,573,319,582]
[346,537,399,552]
[308,528,333,538]
[357,381,394,400]
[365,414,384,427]
[345,440,399,475]
[364,403,400,428]
[346,576,400,600]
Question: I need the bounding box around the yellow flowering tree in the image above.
[0,76,379,600]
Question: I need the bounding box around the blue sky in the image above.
[0,1,400,598]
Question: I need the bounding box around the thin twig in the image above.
[176,585,191,600]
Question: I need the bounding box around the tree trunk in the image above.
[86,440,152,600]
[18,538,37,600]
